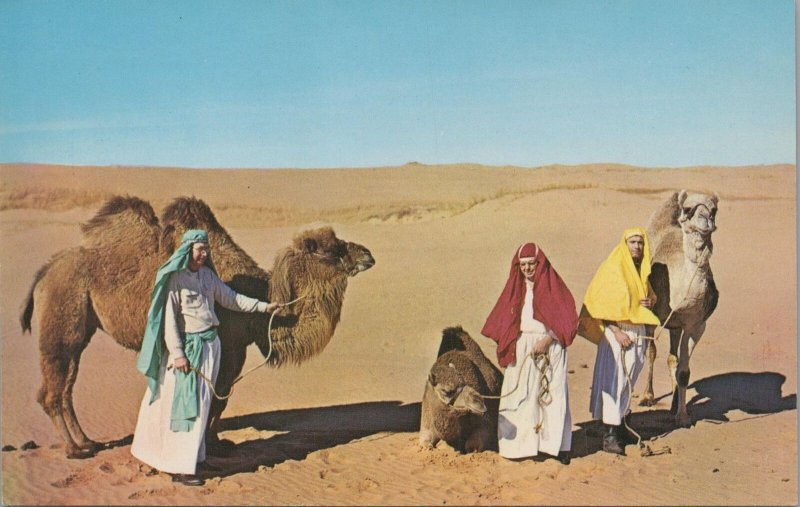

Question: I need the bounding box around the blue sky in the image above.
[0,0,795,168]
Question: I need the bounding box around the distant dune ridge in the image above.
[0,163,793,226]
[0,162,795,505]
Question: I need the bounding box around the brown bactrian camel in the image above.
[419,326,503,453]
[20,196,375,459]
[639,190,719,427]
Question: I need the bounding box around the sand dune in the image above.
[0,163,796,505]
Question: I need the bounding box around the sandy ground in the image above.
[0,163,796,505]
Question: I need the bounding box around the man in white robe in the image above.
[579,228,659,455]
[132,230,280,486]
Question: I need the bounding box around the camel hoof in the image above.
[675,414,692,428]
[638,395,656,407]
[66,447,95,459]
[79,441,103,454]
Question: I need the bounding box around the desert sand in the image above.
[0,162,796,505]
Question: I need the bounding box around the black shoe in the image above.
[198,461,223,473]
[171,474,205,486]
[602,425,625,455]
[557,451,571,465]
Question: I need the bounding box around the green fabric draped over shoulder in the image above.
[136,229,217,406]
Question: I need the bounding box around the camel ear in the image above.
[711,192,720,205]
[302,237,318,253]
[428,372,436,386]
[677,190,688,207]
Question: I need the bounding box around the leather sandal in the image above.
[171,474,205,486]
[602,425,625,455]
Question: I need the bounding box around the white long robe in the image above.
[498,281,572,458]
[131,266,266,475]
[589,321,647,425]
[130,337,220,474]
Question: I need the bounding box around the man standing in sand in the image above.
[482,243,579,464]
[131,230,281,486]
[578,228,660,455]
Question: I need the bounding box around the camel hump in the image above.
[80,195,161,251]
[438,326,502,393]
[160,197,229,252]
[647,191,681,231]
[161,196,223,233]
[438,326,480,357]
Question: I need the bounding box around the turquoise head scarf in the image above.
[136,230,217,404]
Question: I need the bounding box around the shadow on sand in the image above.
[571,371,796,459]
[104,372,793,474]
[203,400,420,477]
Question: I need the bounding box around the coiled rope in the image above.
[481,336,553,434]
[620,338,671,457]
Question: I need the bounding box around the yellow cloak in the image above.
[578,227,660,344]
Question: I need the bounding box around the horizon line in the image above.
[1,160,796,172]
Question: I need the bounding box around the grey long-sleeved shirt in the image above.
[164,266,268,359]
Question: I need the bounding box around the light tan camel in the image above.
[20,196,375,459]
[639,190,719,427]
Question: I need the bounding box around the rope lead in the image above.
[177,294,307,400]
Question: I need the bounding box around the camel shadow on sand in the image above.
[572,371,796,459]
[203,401,421,477]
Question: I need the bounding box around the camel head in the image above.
[342,239,376,276]
[268,226,375,310]
[428,363,487,415]
[290,226,375,279]
[677,190,718,241]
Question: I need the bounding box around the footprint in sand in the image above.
[51,472,92,489]
[348,477,380,492]
[127,487,177,500]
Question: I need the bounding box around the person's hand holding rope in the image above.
[532,335,553,356]
[610,325,633,349]
[265,302,285,314]
[173,356,191,374]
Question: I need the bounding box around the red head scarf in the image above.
[481,243,579,367]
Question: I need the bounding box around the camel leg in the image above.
[668,328,683,414]
[206,396,232,453]
[639,340,657,406]
[62,359,98,452]
[674,323,704,428]
[419,428,438,449]
[38,353,92,459]
[61,319,100,454]
[673,334,692,427]
[464,425,490,453]
[419,385,441,449]
[205,336,245,455]
[36,282,97,459]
